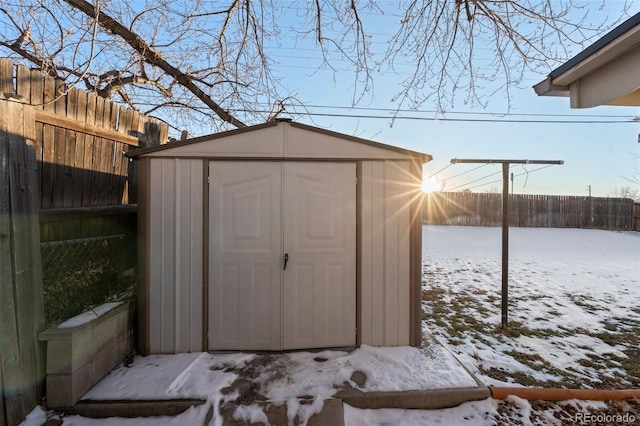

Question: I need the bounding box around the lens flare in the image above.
[421,176,441,193]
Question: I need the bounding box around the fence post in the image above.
[0,99,46,426]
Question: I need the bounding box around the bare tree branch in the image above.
[0,0,632,135]
[62,0,247,128]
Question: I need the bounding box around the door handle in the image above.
[283,253,289,270]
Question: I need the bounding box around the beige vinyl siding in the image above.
[360,161,385,346]
[360,160,413,346]
[284,126,419,160]
[142,124,285,158]
[148,158,203,353]
[139,122,419,161]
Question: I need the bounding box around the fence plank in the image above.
[82,93,97,208]
[7,103,41,413]
[63,88,78,208]
[112,106,133,204]
[0,58,13,97]
[0,97,30,426]
[0,363,4,426]
[15,65,30,101]
[89,97,106,206]
[29,70,44,210]
[41,76,56,209]
[22,122,46,404]
[72,90,87,207]
[52,79,67,208]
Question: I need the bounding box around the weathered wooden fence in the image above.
[0,58,168,209]
[0,100,45,426]
[0,58,168,426]
[424,192,635,231]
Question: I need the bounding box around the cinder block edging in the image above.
[39,301,132,409]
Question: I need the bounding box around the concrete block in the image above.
[93,316,116,352]
[70,329,94,372]
[46,339,73,375]
[40,302,132,410]
[92,344,118,381]
[115,312,128,339]
[114,333,130,361]
[46,362,93,409]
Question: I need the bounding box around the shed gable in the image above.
[132,121,430,162]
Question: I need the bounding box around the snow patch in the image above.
[57,302,122,328]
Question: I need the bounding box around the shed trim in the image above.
[356,161,363,347]
[201,159,209,351]
[409,158,424,347]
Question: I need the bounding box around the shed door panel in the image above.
[283,163,356,349]
[208,161,355,351]
[208,162,282,350]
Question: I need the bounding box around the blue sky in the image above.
[262,2,640,197]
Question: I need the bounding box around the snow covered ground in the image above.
[24,343,481,426]
[22,225,640,425]
[422,226,640,389]
[419,225,640,424]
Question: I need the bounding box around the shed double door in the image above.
[208,161,356,350]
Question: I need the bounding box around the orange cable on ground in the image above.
[489,386,640,401]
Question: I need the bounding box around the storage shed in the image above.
[128,120,432,354]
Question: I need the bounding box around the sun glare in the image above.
[422,176,441,193]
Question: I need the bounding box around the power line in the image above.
[426,163,453,178]
[234,109,636,124]
[282,104,634,119]
[439,164,489,183]
[452,164,559,191]
[131,100,639,123]
[141,101,635,120]
[446,167,510,191]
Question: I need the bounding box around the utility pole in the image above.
[450,159,564,330]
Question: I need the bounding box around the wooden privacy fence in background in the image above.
[0,58,169,209]
[424,192,635,231]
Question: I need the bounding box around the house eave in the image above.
[534,12,640,98]
[533,77,569,97]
